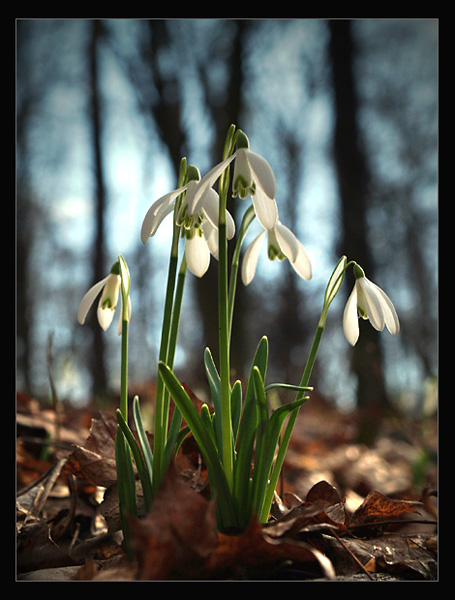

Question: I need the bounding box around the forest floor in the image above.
[16,385,438,582]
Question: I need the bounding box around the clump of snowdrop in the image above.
[76,125,401,543]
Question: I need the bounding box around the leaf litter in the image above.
[16,388,437,581]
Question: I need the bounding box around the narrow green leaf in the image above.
[204,347,221,404]
[250,367,270,515]
[116,409,153,511]
[259,404,302,523]
[233,337,269,526]
[245,336,268,404]
[231,379,242,443]
[158,362,213,458]
[233,391,259,528]
[200,403,217,447]
[236,336,269,450]
[163,402,183,471]
[203,347,222,447]
[264,383,313,394]
[174,425,190,455]
[262,397,308,482]
[132,396,153,478]
[115,426,137,558]
[158,361,238,528]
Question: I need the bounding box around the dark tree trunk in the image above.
[328,20,390,434]
[87,19,108,399]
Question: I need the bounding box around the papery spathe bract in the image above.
[241,221,312,285]
[343,267,400,346]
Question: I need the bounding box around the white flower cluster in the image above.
[141,139,312,283]
[78,133,400,346]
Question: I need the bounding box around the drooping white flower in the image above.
[343,265,400,346]
[77,261,132,334]
[186,138,278,231]
[231,147,278,230]
[241,220,312,285]
[141,174,235,278]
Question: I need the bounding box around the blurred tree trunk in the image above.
[17,21,35,395]
[328,20,390,434]
[148,20,187,174]
[87,19,108,399]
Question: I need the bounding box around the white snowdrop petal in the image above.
[360,278,385,332]
[252,188,278,231]
[241,230,267,285]
[77,277,109,325]
[369,282,400,335]
[343,285,360,346]
[291,243,312,281]
[201,220,219,259]
[245,149,277,199]
[274,221,300,263]
[140,188,183,244]
[97,304,115,331]
[187,155,236,216]
[185,234,211,278]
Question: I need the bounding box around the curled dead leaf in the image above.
[64,412,119,488]
[349,490,422,530]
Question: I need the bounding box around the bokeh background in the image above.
[16,19,438,419]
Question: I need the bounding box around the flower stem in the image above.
[152,160,187,494]
[116,314,137,558]
[218,188,233,490]
[228,204,255,340]
[260,257,349,522]
[120,319,129,419]
[259,324,324,523]
[152,249,178,492]
[218,128,237,491]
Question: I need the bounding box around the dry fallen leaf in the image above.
[349,490,422,529]
[64,412,118,488]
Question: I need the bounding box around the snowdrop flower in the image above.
[77,260,131,334]
[187,132,278,231]
[140,166,199,244]
[181,188,236,277]
[141,167,235,278]
[241,220,312,285]
[343,264,400,346]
